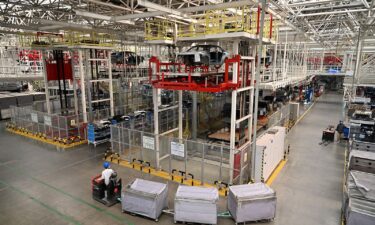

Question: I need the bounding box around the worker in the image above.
[336,120,346,142]
[101,162,115,200]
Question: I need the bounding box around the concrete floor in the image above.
[269,92,345,225]
[0,92,345,225]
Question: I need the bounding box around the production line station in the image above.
[0,0,374,225]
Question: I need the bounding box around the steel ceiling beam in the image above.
[138,0,186,17]
[75,10,135,25]
[287,0,352,7]
[113,11,165,21]
[84,0,133,12]
[113,0,255,21]
[37,19,93,30]
[179,0,255,13]
[361,0,371,8]
[75,10,111,20]
[296,9,371,17]
[299,3,364,12]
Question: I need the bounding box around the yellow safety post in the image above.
[103,152,230,196]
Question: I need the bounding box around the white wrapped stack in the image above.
[121,178,168,221]
[174,185,219,224]
[344,171,375,225]
[228,183,276,223]
[346,198,375,225]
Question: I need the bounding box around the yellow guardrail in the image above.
[177,6,277,42]
[18,31,115,48]
[65,31,114,47]
[145,19,174,41]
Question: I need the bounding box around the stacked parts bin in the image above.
[351,140,375,152]
[87,123,111,147]
[174,185,219,224]
[349,150,375,174]
[228,183,276,224]
[121,178,168,221]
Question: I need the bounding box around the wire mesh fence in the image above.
[110,125,250,185]
[267,103,291,128]
[10,105,86,141]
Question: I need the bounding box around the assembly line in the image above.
[0,0,375,225]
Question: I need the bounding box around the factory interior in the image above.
[0,0,375,225]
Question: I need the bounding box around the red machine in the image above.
[149,55,250,92]
[46,51,73,81]
[46,59,73,81]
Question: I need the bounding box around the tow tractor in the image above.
[91,171,122,207]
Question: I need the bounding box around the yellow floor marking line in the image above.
[104,155,229,196]
[267,100,318,185]
[7,128,87,149]
[266,160,287,186]
[293,99,318,128]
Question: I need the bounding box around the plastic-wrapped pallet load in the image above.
[345,198,375,225]
[346,171,375,201]
[343,171,375,225]
[121,178,168,221]
[228,183,276,224]
[174,185,219,224]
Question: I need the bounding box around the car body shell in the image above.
[177,45,229,66]
[111,51,144,65]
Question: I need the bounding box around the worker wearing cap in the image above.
[101,162,115,199]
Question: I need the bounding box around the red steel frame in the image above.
[256,6,274,40]
[149,55,246,92]
[269,14,273,39]
[257,6,260,35]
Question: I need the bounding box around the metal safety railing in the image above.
[267,103,291,129]
[0,66,44,80]
[0,48,44,80]
[18,31,115,48]
[145,20,174,41]
[177,6,277,42]
[65,31,115,47]
[110,125,249,185]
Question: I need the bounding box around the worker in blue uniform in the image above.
[336,120,346,142]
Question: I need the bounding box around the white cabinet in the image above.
[254,126,286,182]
